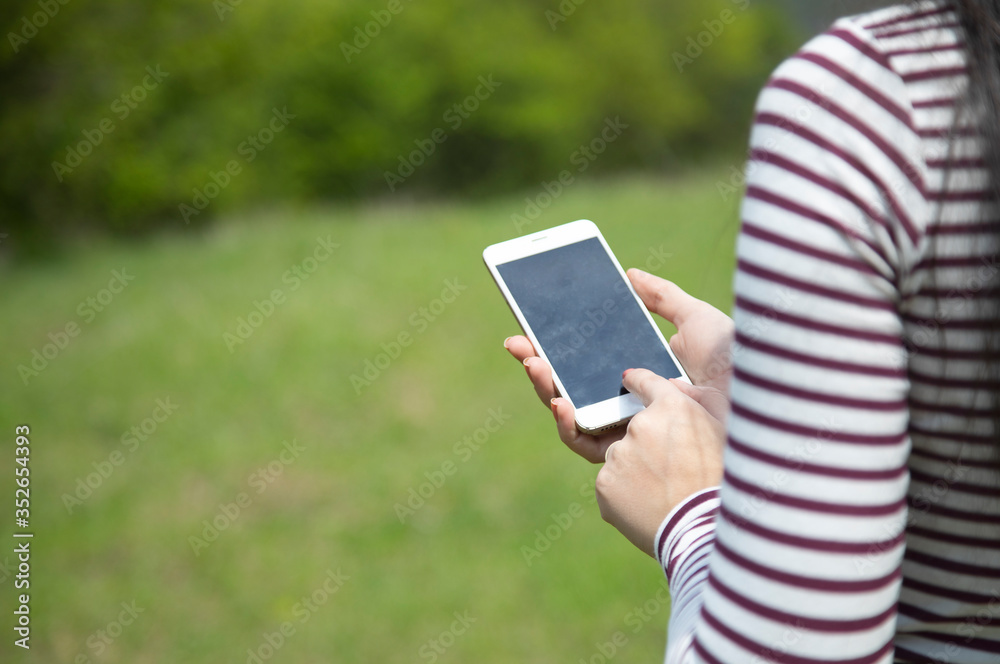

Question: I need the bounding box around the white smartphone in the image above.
[484,219,689,434]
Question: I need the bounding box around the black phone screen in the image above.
[497,237,682,408]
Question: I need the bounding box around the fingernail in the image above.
[523,358,532,368]
[550,398,559,417]
[622,368,635,378]
[503,337,512,349]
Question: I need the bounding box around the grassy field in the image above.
[0,168,740,663]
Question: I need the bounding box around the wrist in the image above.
[654,487,721,574]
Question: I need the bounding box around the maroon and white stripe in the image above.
[659,3,1000,663]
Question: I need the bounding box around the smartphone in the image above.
[483,219,689,434]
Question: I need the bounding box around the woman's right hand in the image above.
[504,269,735,463]
[625,269,734,421]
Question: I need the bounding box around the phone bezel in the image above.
[483,219,690,433]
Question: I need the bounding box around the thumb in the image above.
[669,379,729,423]
[627,268,699,328]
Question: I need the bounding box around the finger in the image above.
[622,368,680,408]
[504,336,558,404]
[668,378,707,402]
[524,355,559,404]
[552,398,620,464]
[603,439,619,464]
[504,335,537,362]
[669,379,730,423]
[627,268,700,328]
[552,397,578,444]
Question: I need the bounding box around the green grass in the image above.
[0,169,740,663]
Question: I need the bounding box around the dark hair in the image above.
[950,0,1000,459]
[954,0,1000,202]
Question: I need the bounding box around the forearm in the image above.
[657,488,721,664]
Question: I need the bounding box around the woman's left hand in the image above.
[596,369,726,557]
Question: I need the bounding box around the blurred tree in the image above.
[0,0,798,248]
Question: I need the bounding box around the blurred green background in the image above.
[1,1,875,662]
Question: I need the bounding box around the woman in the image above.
[506,1,1000,662]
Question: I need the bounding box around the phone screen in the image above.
[497,237,682,408]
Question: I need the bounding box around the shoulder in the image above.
[762,2,961,121]
[744,3,964,265]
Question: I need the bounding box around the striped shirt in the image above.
[658,3,1000,663]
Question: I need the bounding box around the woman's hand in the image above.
[626,269,734,419]
[503,269,730,555]
[504,269,734,463]
[503,333,624,463]
[596,369,725,557]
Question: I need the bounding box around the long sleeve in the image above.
[657,8,938,663]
